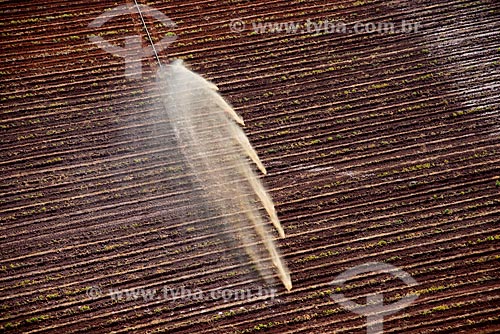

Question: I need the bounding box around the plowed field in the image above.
[1,0,499,333]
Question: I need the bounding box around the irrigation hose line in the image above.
[133,0,162,67]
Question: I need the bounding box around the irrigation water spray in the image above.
[156,60,292,291]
